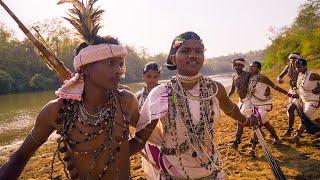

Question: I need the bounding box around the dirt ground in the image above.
[0,82,319,180]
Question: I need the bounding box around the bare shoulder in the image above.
[310,72,320,80]
[119,89,136,101]
[118,89,138,112]
[37,98,65,126]
[259,74,270,82]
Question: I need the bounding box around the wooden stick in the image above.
[0,0,71,81]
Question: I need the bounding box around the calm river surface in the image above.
[0,74,231,146]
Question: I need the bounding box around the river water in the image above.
[0,74,232,146]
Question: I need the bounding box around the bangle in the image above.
[30,129,44,145]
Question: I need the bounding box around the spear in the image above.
[252,108,286,180]
[0,0,71,81]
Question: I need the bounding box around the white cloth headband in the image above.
[55,43,127,101]
[74,44,127,71]
[288,54,300,59]
[233,59,245,65]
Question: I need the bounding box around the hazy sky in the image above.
[1,0,305,57]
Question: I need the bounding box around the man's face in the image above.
[142,70,160,89]
[232,63,244,73]
[249,63,260,74]
[289,57,298,64]
[83,57,126,90]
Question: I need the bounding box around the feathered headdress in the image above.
[55,0,128,101]
[57,0,104,45]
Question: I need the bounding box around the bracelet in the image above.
[30,129,44,145]
[287,93,293,97]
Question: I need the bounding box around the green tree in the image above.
[0,69,13,94]
[29,74,55,91]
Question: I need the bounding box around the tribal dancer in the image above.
[228,58,251,149]
[246,61,297,156]
[277,53,301,137]
[130,32,258,179]
[135,62,161,180]
[135,62,161,111]
[292,58,320,141]
[0,1,140,179]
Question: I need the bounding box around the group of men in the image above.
[228,53,320,153]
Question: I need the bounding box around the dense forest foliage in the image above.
[0,18,263,94]
[263,0,320,69]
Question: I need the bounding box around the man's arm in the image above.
[261,75,288,95]
[215,81,247,123]
[310,73,320,94]
[0,99,60,179]
[127,92,140,128]
[123,90,158,156]
[129,119,158,156]
[227,78,236,98]
[277,65,289,83]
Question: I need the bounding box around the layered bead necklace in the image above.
[163,74,221,178]
[247,73,271,102]
[297,71,309,90]
[51,91,128,180]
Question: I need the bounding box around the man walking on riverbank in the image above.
[292,58,320,141]
[277,53,301,137]
[228,58,251,149]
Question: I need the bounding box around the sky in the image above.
[0,0,305,57]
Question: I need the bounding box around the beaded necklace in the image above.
[176,73,201,84]
[137,86,149,110]
[297,71,309,90]
[51,91,128,180]
[247,73,271,102]
[234,71,250,99]
[163,74,221,178]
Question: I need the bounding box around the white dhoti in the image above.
[238,98,252,117]
[296,71,320,121]
[295,99,320,121]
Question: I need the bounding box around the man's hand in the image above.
[248,115,261,128]
[277,77,284,84]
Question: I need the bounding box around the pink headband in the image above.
[74,44,127,71]
[233,59,246,65]
[55,44,127,101]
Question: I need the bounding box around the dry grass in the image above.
[1,80,319,180]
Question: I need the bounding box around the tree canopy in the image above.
[263,0,320,69]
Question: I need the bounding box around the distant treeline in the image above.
[0,19,263,95]
[263,0,320,69]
